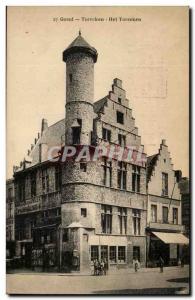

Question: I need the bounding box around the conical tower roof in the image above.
[63,31,98,63]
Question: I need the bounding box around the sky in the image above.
[6,6,189,178]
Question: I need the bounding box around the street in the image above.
[6,265,190,295]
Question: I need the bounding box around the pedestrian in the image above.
[93,259,98,276]
[134,258,139,272]
[100,259,105,275]
[103,258,108,275]
[159,256,164,273]
[97,260,101,275]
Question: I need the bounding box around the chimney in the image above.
[113,78,122,88]
[162,139,166,146]
[175,170,182,183]
[41,118,48,134]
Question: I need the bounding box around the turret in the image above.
[63,31,98,145]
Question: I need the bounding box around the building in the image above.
[146,142,188,267]
[178,177,190,264]
[6,179,15,264]
[178,177,190,237]
[6,32,188,273]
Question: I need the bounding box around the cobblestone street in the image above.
[6,265,190,295]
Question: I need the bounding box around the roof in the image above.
[178,178,189,195]
[94,97,108,114]
[63,33,98,63]
[146,154,158,182]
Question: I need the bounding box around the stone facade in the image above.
[6,32,187,272]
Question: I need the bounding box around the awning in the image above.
[152,232,189,245]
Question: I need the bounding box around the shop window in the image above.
[118,246,126,263]
[101,246,108,260]
[91,246,99,261]
[109,246,116,263]
[117,111,124,124]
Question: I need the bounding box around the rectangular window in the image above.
[19,179,25,202]
[55,165,62,191]
[102,128,111,142]
[8,187,13,198]
[118,134,126,147]
[42,168,49,194]
[151,204,157,222]
[133,246,140,261]
[132,165,141,192]
[118,246,126,263]
[117,111,124,124]
[162,206,168,223]
[63,229,69,242]
[91,246,99,261]
[101,205,112,234]
[81,208,87,217]
[118,97,122,104]
[117,162,127,190]
[118,207,127,234]
[133,209,141,235]
[101,246,108,260]
[162,172,168,196]
[80,162,87,172]
[173,208,178,225]
[69,73,72,82]
[102,158,112,187]
[72,127,81,145]
[109,246,116,263]
[31,172,36,197]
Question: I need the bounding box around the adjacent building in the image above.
[6,32,189,273]
[146,142,188,267]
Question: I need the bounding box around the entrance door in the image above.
[101,246,108,261]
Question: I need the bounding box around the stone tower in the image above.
[63,31,98,145]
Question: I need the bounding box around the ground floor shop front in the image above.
[146,231,189,267]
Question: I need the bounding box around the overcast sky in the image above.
[7,6,189,178]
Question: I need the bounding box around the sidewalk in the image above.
[7,265,189,277]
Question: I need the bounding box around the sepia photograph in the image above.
[6,6,190,295]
